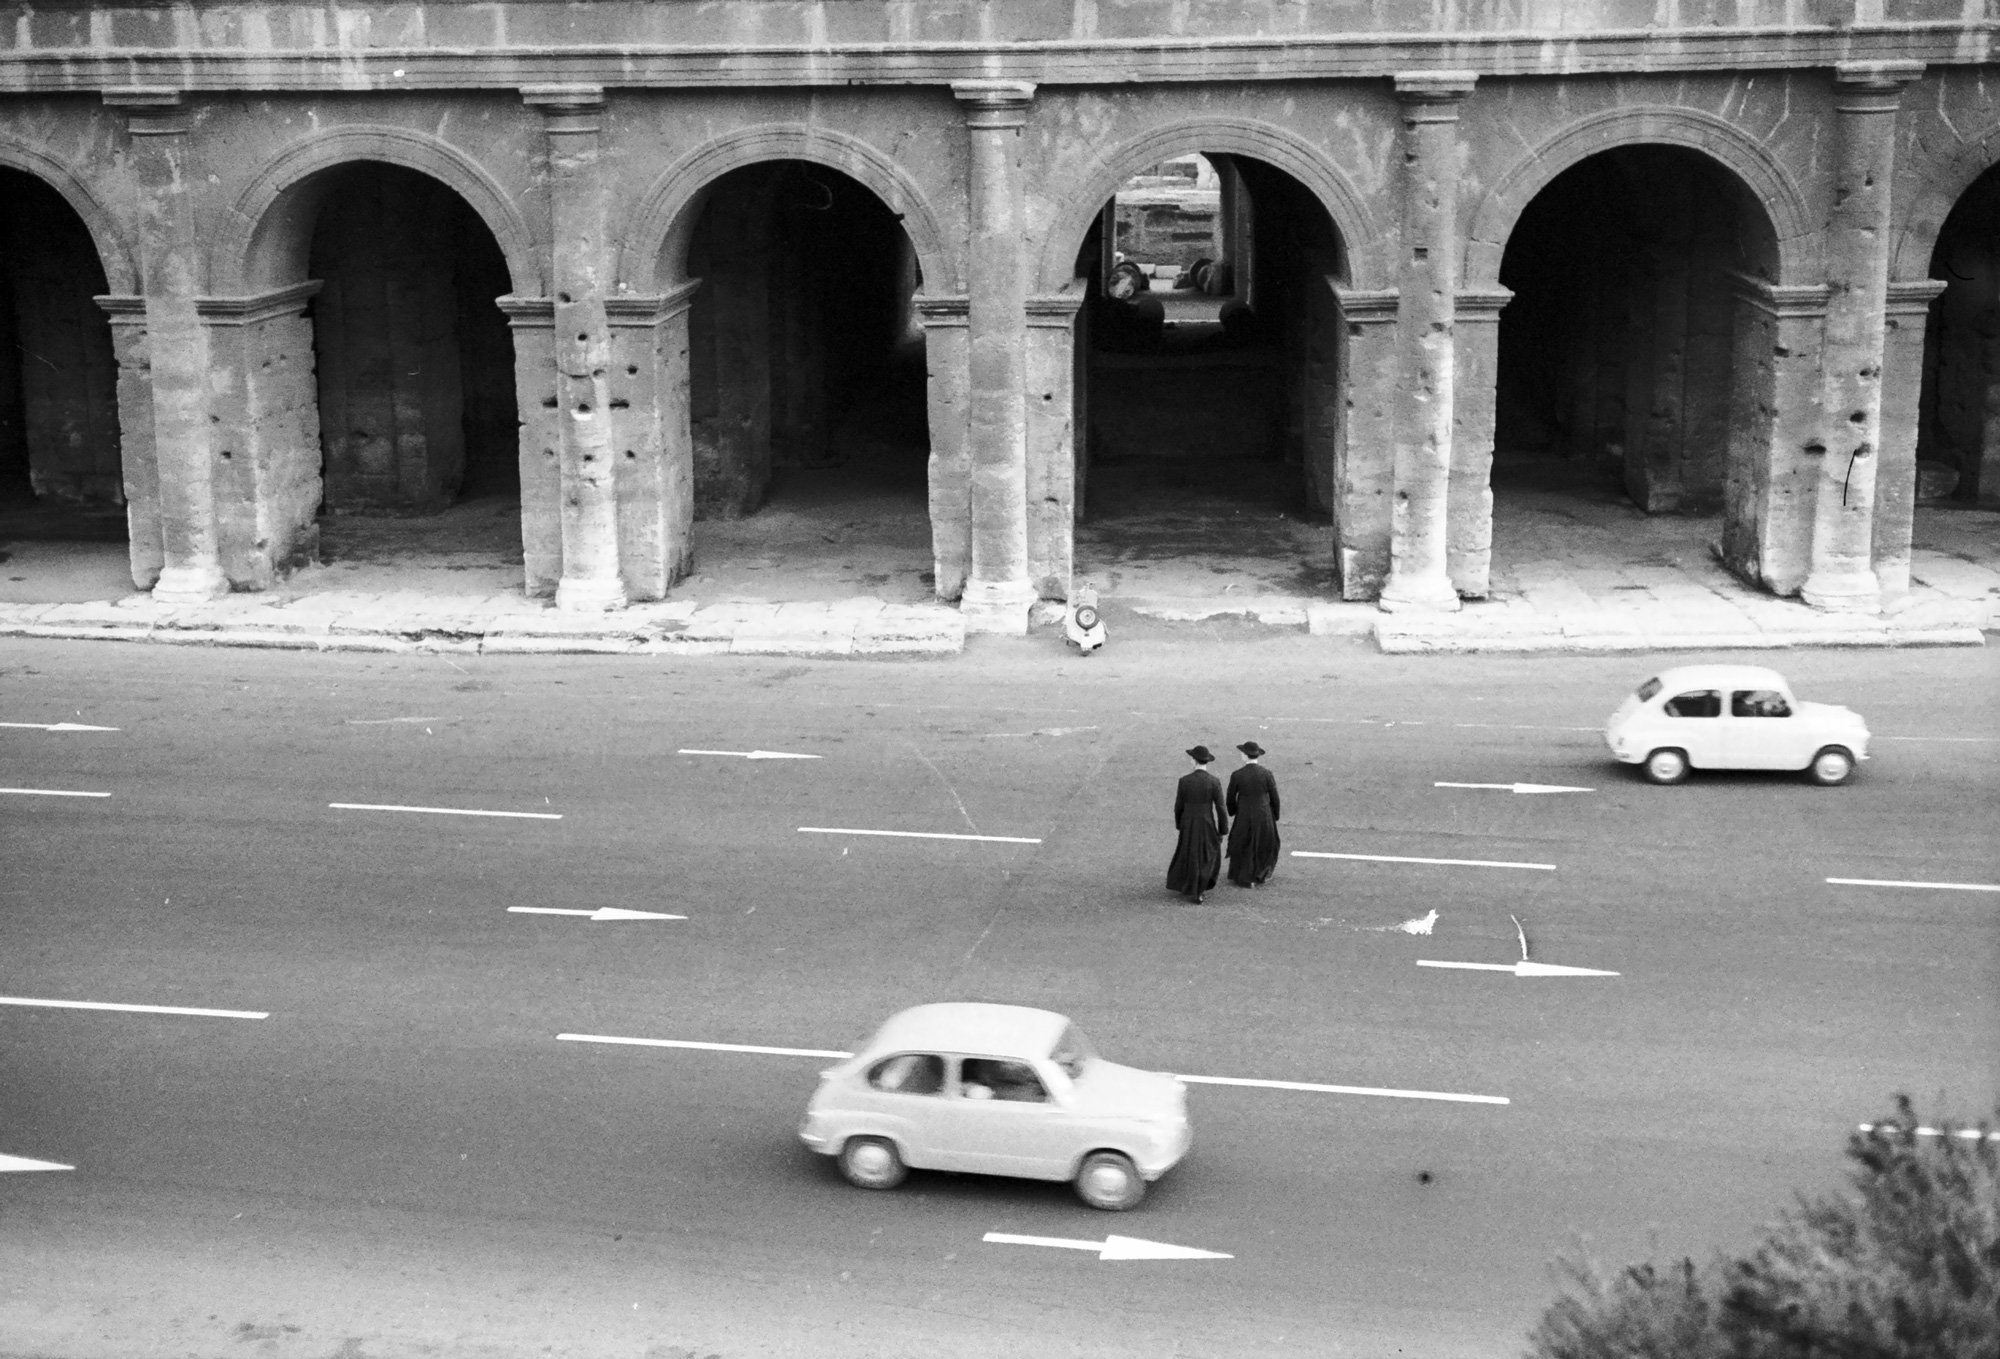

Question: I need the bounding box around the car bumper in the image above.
[1138,1121,1192,1180]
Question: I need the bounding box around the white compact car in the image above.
[799,1003,1191,1210]
[1605,664,1870,785]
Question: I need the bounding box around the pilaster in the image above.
[498,294,561,596]
[953,79,1037,635]
[1873,278,1948,600]
[606,282,700,601]
[917,294,972,600]
[1026,284,1084,600]
[1448,285,1512,599]
[525,84,627,613]
[1720,274,1830,595]
[1332,285,1400,599]
[1379,72,1475,614]
[93,294,162,591]
[1801,61,1922,613]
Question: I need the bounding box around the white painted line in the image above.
[0,1153,73,1173]
[680,748,822,761]
[0,721,119,732]
[344,716,446,726]
[1858,1123,2000,1141]
[1174,1074,1509,1106]
[1418,959,1620,978]
[330,802,562,820]
[558,1033,853,1059]
[1449,723,1600,732]
[0,996,268,1019]
[799,826,1042,845]
[1435,781,1594,795]
[1827,877,2000,893]
[556,1033,1510,1105]
[510,906,685,922]
[983,1232,1232,1262]
[0,787,110,798]
[1879,735,2000,743]
[1293,850,1556,872]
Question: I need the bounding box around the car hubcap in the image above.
[1818,755,1846,779]
[852,1145,890,1179]
[1087,1165,1130,1199]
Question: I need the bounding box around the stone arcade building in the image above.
[1,1,1998,633]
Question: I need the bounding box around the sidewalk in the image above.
[1,475,1993,656]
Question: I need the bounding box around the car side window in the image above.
[868,1053,944,1095]
[960,1058,1050,1104]
[1732,689,1791,718]
[1663,690,1720,718]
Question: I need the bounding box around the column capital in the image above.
[1884,278,1947,316]
[1727,270,1831,319]
[105,88,188,133]
[195,280,324,327]
[1455,286,1514,322]
[1334,286,1400,325]
[524,84,606,136]
[1833,61,1923,114]
[1393,71,1477,115]
[914,294,970,328]
[952,80,1036,130]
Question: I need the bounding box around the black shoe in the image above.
[1194,893,1204,904]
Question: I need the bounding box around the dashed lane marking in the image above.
[556,1034,1510,1105]
[1827,877,2000,893]
[799,826,1041,845]
[1858,1123,2000,1141]
[0,787,110,798]
[1294,850,1557,872]
[0,1154,73,1173]
[330,802,562,820]
[0,996,268,1019]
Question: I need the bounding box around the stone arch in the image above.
[217,125,542,296]
[625,124,957,296]
[1033,117,1376,293]
[1467,106,1815,287]
[0,137,138,293]
[1891,121,2000,281]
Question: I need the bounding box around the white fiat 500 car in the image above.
[1606,664,1870,785]
[800,1002,1191,1210]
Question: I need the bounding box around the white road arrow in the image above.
[508,907,686,922]
[0,1153,73,1173]
[1434,781,1594,794]
[1418,959,1620,978]
[982,1232,1232,1261]
[678,749,821,761]
[0,721,119,732]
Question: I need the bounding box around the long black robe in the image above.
[1225,761,1281,886]
[1166,768,1228,897]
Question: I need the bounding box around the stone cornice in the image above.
[0,26,1994,92]
[1334,287,1400,323]
[1728,271,1831,319]
[195,279,324,325]
[1884,278,1948,315]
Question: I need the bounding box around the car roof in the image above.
[1646,664,1791,693]
[858,1003,1070,1061]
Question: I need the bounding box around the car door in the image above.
[1658,688,1724,766]
[1725,688,1804,769]
[933,1057,1082,1180]
[852,1052,950,1168]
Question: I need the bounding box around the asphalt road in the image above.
[2,634,1996,1359]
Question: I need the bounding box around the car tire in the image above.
[1074,1151,1146,1211]
[1806,746,1855,786]
[837,1136,907,1191]
[1642,748,1690,785]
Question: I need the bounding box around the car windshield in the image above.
[1049,1024,1096,1080]
[1636,677,1662,701]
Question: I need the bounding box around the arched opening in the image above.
[0,167,131,600]
[297,162,519,582]
[1917,163,2000,508]
[1494,146,1778,514]
[680,160,931,599]
[1069,152,1343,600]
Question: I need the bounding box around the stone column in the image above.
[1801,61,1922,612]
[1872,279,1948,600]
[918,294,972,600]
[497,295,561,596]
[1379,73,1475,613]
[953,80,1037,635]
[94,295,163,590]
[107,90,228,603]
[1448,286,1513,598]
[1719,275,1830,595]
[1331,285,1400,599]
[607,283,700,600]
[1025,283,1085,600]
[526,85,625,613]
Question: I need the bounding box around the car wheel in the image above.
[1642,748,1690,785]
[837,1136,907,1191]
[1807,746,1855,786]
[1074,1151,1146,1211]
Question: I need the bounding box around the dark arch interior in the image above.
[304,162,518,513]
[685,160,926,523]
[1496,145,1777,513]
[0,168,121,532]
[1076,152,1342,529]
[1919,162,2000,505]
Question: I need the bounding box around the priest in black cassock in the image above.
[1166,746,1228,904]
[1225,740,1281,887]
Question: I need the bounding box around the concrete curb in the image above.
[1374,622,1987,655]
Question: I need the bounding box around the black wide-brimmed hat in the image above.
[1237,741,1266,759]
[1185,745,1214,764]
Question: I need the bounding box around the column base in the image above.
[1377,570,1461,614]
[150,562,230,604]
[960,578,1037,635]
[1799,567,1881,614]
[556,574,629,614]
